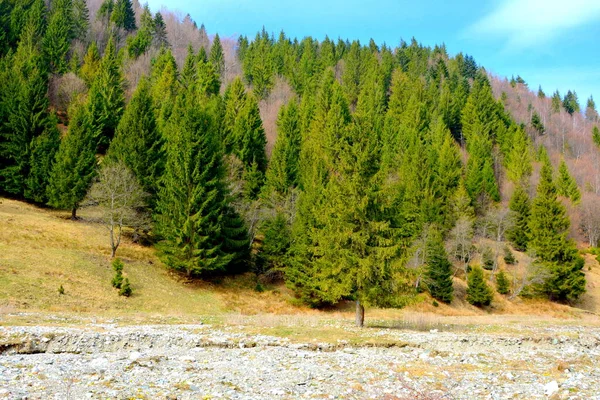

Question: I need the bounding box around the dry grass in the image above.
[1,197,600,340]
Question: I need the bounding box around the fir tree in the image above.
[80,41,100,86]
[25,120,60,203]
[562,90,580,116]
[47,102,97,219]
[551,90,562,114]
[556,159,581,204]
[593,126,600,148]
[152,12,168,49]
[424,228,454,303]
[505,126,532,185]
[507,186,531,251]
[72,0,89,41]
[209,33,225,77]
[466,266,493,306]
[150,48,178,128]
[44,0,74,73]
[107,77,164,206]
[118,277,132,296]
[127,5,153,58]
[87,36,124,151]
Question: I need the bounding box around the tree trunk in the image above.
[71,207,77,220]
[355,300,365,328]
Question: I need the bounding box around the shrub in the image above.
[119,278,132,297]
[481,247,495,270]
[58,285,65,295]
[466,266,493,306]
[496,270,510,295]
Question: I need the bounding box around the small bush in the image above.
[466,266,493,306]
[503,246,516,265]
[119,278,132,297]
[254,281,265,293]
[58,285,65,295]
[481,247,495,270]
[111,258,124,289]
[496,270,510,295]
[432,300,439,307]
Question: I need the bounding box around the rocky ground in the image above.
[1,319,600,399]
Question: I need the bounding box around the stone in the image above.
[544,381,559,396]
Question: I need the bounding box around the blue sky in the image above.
[147,0,600,106]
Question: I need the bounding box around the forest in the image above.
[1,0,599,326]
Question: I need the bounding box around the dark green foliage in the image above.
[72,0,89,41]
[256,212,291,275]
[111,0,136,32]
[496,269,510,294]
[531,111,545,135]
[44,0,74,73]
[466,266,493,306]
[507,186,531,251]
[80,42,100,86]
[25,120,60,203]
[481,246,494,270]
[111,257,124,288]
[551,91,562,114]
[242,29,274,99]
[127,5,153,58]
[537,86,545,99]
[87,36,124,150]
[155,93,248,277]
[107,77,164,205]
[153,12,168,48]
[119,277,132,296]
[424,229,454,303]
[562,90,580,115]
[58,284,65,295]
[503,246,516,265]
[47,102,97,217]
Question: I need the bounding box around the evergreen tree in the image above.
[424,228,454,303]
[127,5,153,58]
[264,100,301,195]
[537,85,545,99]
[47,102,97,219]
[107,77,164,206]
[562,90,580,116]
[72,0,89,41]
[466,266,493,306]
[80,41,101,86]
[209,33,225,77]
[44,0,74,73]
[556,159,581,204]
[155,94,247,276]
[506,186,531,251]
[243,29,274,99]
[25,119,60,203]
[111,0,136,32]
[496,269,510,295]
[152,12,168,49]
[150,48,178,128]
[87,36,124,150]
[531,111,545,135]
[585,96,598,121]
[551,90,562,114]
[528,160,586,302]
[505,126,532,185]
[593,126,600,148]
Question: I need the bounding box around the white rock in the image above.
[179,355,195,362]
[89,357,109,371]
[419,352,429,360]
[129,351,142,361]
[544,381,559,396]
[429,329,438,334]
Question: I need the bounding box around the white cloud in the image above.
[469,0,600,50]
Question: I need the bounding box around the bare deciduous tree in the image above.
[84,162,149,258]
[509,252,550,300]
[447,216,475,279]
[580,193,600,247]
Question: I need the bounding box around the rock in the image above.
[178,355,195,363]
[544,381,559,396]
[129,351,142,361]
[89,357,109,371]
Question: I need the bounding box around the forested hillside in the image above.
[1,0,598,325]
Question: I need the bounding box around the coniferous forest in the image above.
[2,0,599,325]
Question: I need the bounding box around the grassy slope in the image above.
[1,197,599,331]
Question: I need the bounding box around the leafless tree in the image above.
[509,253,550,300]
[84,162,149,258]
[580,193,600,247]
[447,216,475,279]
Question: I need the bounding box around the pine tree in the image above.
[528,160,586,302]
[551,90,562,114]
[80,42,100,86]
[155,94,247,276]
[152,12,168,49]
[593,126,600,148]
[111,0,136,32]
[496,269,510,295]
[562,90,580,115]
[556,159,581,204]
[209,33,225,77]
[107,77,164,206]
[424,228,454,303]
[466,266,493,306]
[505,126,533,185]
[243,29,274,99]
[25,119,60,203]
[44,0,74,73]
[127,5,153,58]
[537,85,545,99]
[47,102,97,219]
[341,40,363,107]
[87,36,124,151]
[195,54,221,98]
[150,48,178,128]
[506,186,531,251]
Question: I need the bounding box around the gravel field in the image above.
[1,322,600,399]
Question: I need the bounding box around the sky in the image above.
[146,0,600,105]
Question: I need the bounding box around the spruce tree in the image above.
[80,42,100,86]
[556,159,581,204]
[209,33,225,77]
[25,119,60,203]
[152,12,168,49]
[466,266,493,306]
[72,0,89,41]
[505,127,532,185]
[155,94,247,276]
[496,269,510,295]
[107,77,164,206]
[111,0,136,32]
[264,100,301,195]
[44,0,74,73]
[528,160,586,302]
[150,48,178,128]
[506,186,531,251]
[87,36,124,151]
[593,126,600,148]
[127,5,153,58]
[424,229,454,303]
[47,102,97,219]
